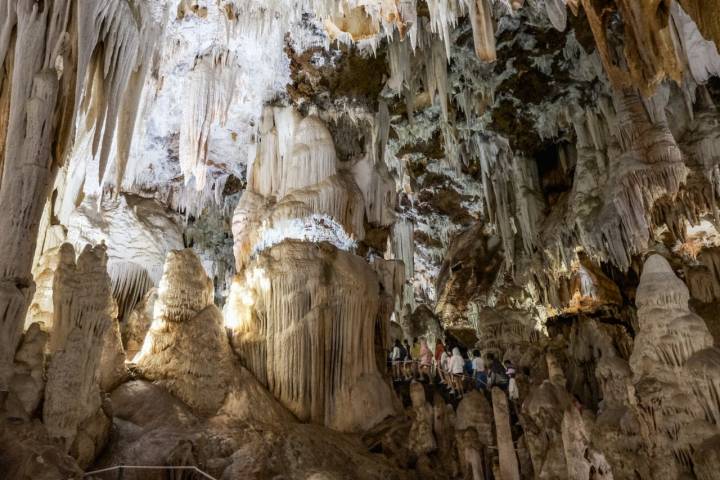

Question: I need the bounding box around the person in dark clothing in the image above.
[403,339,413,380]
[486,352,508,388]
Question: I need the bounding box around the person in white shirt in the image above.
[449,347,466,398]
[471,349,484,374]
[471,349,487,390]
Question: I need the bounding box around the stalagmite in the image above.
[6,322,48,420]
[135,248,233,414]
[123,288,157,361]
[23,246,63,330]
[455,391,493,480]
[433,395,459,475]
[629,254,718,477]
[227,106,395,432]
[43,243,114,466]
[98,314,127,393]
[632,255,713,375]
[492,387,520,480]
[408,381,436,455]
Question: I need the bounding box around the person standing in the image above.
[505,359,519,400]
[403,339,413,380]
[486,352,508,389]
[439,347,450,386]
[471,349,487,390]
[449,347,466,398]
[391,339,403,380]
[434,339,445,381]
[418,337,433,382]
[410,337,421,379]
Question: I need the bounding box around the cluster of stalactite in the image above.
[0,0,162,398]
[434,80,720,332]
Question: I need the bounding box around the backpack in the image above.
[488,370,508,388]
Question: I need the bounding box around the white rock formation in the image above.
[408,381,436,456]
[227,106,396,432]
[43,243,116,465]
[629,254,719,478]
[7,323,48,420]
[228,240,395,431]
[0,1,162,391]
[135,248,233,414]
[134,247,292,424]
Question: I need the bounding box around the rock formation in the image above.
[227,106,396,432]
[629,254,719,478]
[5,1,720,478]
[408,381,436,456]
[43,243,117,467]
[229,240,395,431]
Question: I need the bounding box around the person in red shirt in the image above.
[434,339,445,381]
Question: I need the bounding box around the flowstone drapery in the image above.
[227,107,396,432]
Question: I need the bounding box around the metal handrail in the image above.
[84,465,217,479]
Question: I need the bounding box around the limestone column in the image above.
[0,0,69,394]
[492,387,520,480]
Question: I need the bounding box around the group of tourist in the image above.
[389,338,519,400]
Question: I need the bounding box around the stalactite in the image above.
[678,0,720,50]
[352,117,397,227]
[179,47,238,191]
[545,0,568,32]
[0,0,162,393]
[468,0,496,62]
[580,0,682,95]
[672,2,720,84]
[108,261,153,324]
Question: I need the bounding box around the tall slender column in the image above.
[492,387,520,480]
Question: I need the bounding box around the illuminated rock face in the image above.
[8,0,720,477]
[628,254,719,478]
[0,0,162,392]
[135,248,233,415]
[228,240,395,431]
[43,244,117,467]
[227,107,395,432]
[133,247,293,424]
